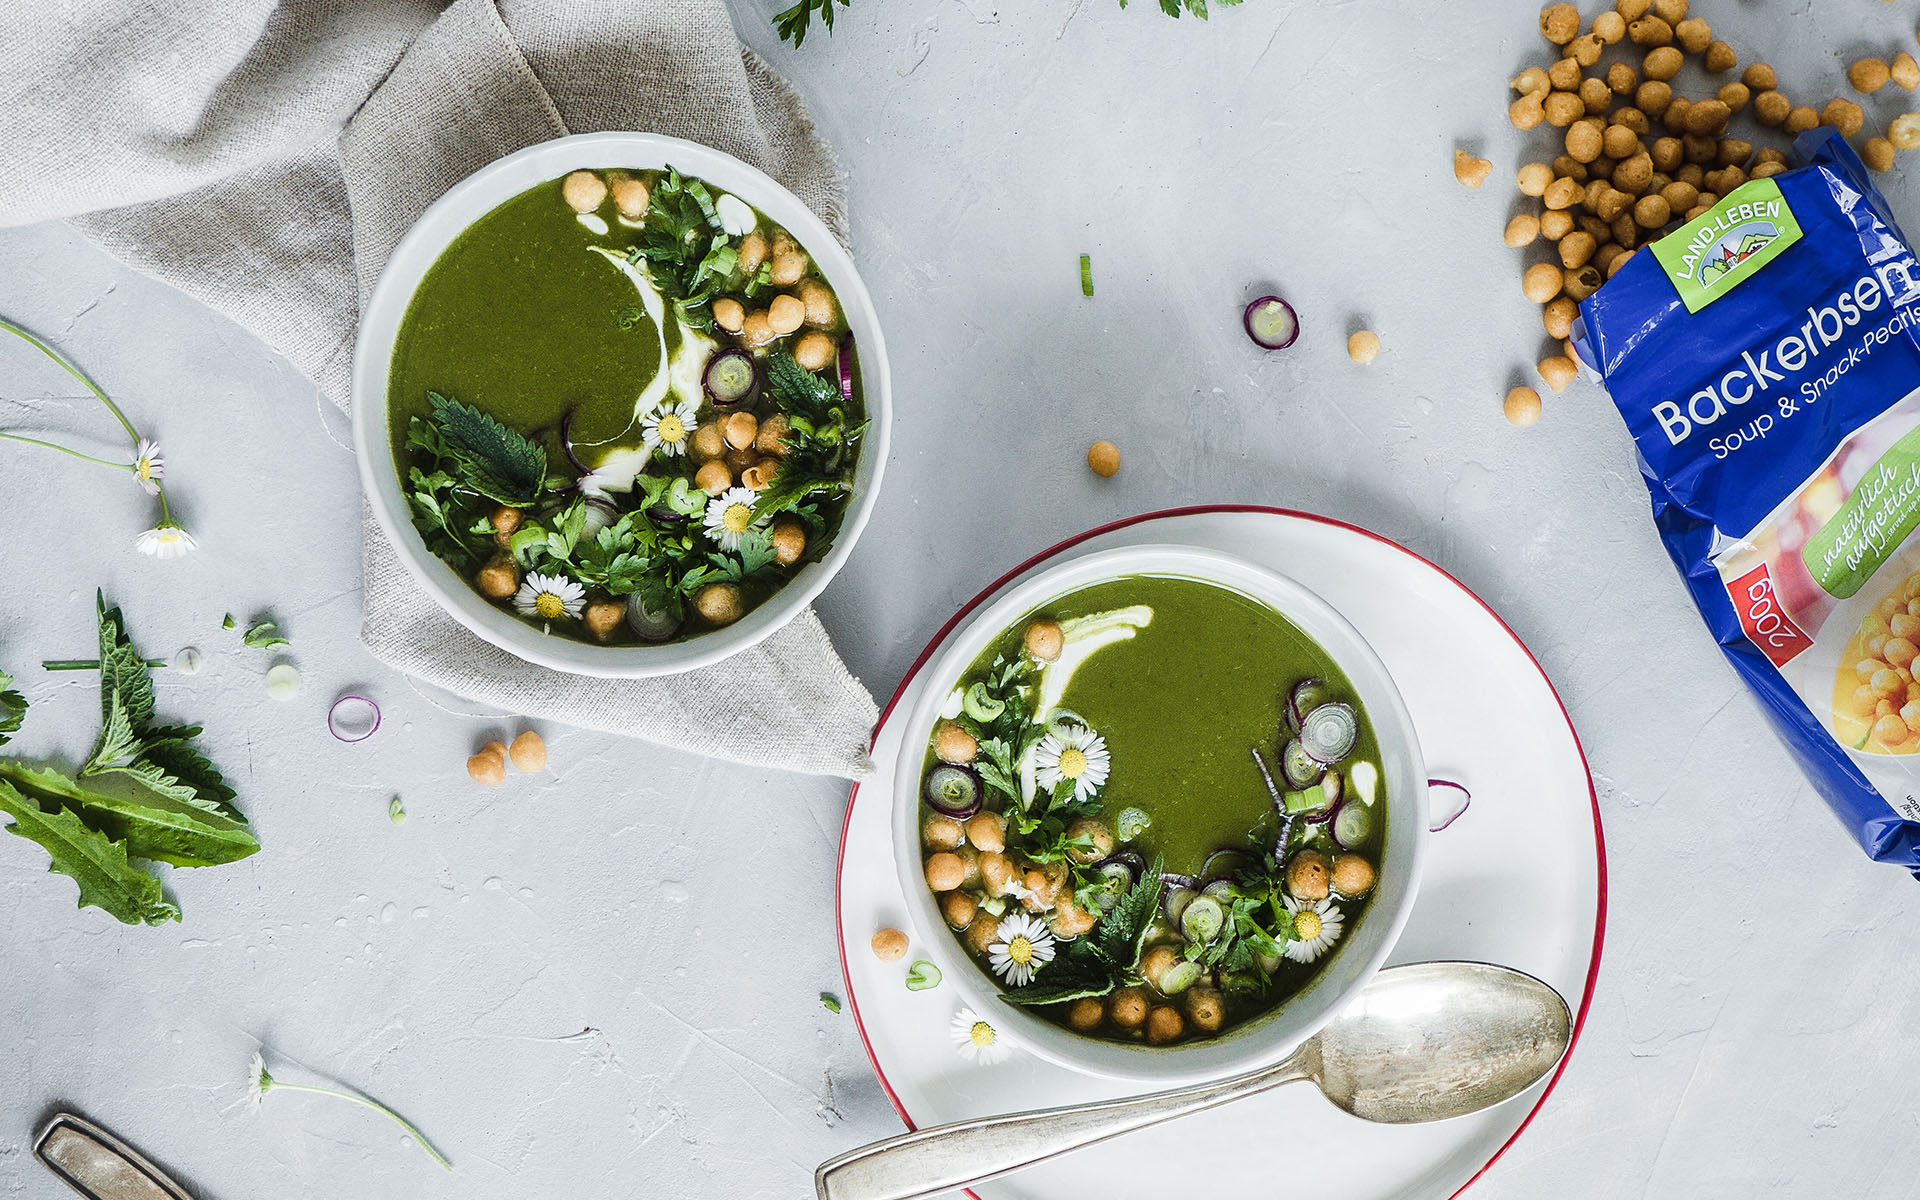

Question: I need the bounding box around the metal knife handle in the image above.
[34,1113,196,1200]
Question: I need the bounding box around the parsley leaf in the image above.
[428,390,548,507]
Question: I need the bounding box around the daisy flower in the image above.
[130,439,164,496]
[248,1050,271,1106]
[1282,895,1344,964]
[135,521,195,559]
[1032,726,1110,803]
[513,571,586,622]
[702,486,767,551]
[641,398,700,458]
[987,911,1056,987]
[949,1006,1011,1065]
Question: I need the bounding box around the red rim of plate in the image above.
[832,504,1608,1200]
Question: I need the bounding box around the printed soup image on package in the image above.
[1578,129,1920,877]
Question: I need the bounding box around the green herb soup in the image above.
[386,167,866,647]
[917,573,1387,1047]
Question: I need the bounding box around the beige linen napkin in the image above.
[0,0,878,778]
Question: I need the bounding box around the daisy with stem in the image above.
[250,1051,452,1172]
[0,316,193,556]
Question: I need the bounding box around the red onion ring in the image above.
[837,335,856,402]
[328,695,382,743]
[1428,778,1471,832]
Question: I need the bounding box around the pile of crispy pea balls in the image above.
[1481,1,1920,426]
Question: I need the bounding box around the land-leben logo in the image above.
[1651,178,1803,314]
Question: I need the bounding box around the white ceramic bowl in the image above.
[891,543,1428,1085]
[352,132,891,677]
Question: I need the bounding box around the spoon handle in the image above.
[814,1051,1315,1200]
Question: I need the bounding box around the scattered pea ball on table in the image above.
[1087,440,1121,477]
[1347,330,1380,364]
[1505,386,1542,427]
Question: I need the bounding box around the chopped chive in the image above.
[42,658,165,672]
[1079,254,1094,297]
[905,960,942,991]
[819,992,842,1013]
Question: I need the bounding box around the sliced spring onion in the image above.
[905,960,942,991]
[388,796,407,826]
[1287,678,1333,732]
[819,992,842,1014]
[1116,806,1151,841]
[1332,798,1376,850]
[1243,295,1300,350]
[962,683,1005,723]
[1079,253,1093,297]
[1044,709,1090,741]
[265,663,299,699]
[1299,702,1358,764]
[1162,884,1197,927]
[1282,783,1327,815]
[1158,959,1202,996]
[1320,769,1344,807]
[173,647,203,676]
[1281,739,1321,788]
[328,695,381,743]
[1180,895,1225,943]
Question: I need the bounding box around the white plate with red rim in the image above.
[833,506,1605,1200]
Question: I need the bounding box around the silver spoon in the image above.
[815,961,1571,1200]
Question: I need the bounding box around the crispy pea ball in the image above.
[1606,246,1637,277]
[1664,96,1692,134]
[1286,850,1332,902]
[1662,180,1700,213]
[798,279,837,326]
[1540,4,1579,44]
[1564,265,1603,301]
[925,851,967,892]
[1146,1006,1186,1045]
[788,330,836,373]
[934,721,978,765]
[1894,52,1920,92]
[1617,0,1651,19]
[561,170,607,212]
[1616,149,1656,191]
[1750,160,1787,179]
[941,890,978,930]
[769,515,807,565]
[1539,356,1579,393]
[712,297,746,333]
[1673,16,1710,54]
[1051,898,1099,939]
[979,851,1015,895]
[740,458,778,492]
[1348,330,1381,364]
[1823,98,1866,138]
[1543,176,1583,209]
[1636,80,1673,119]
[923,812,966,850]
[1186,987,1227,1034]
[1087,440,1121,478]
[1513,66,1551,96]
[1784,105,1819,135]
[1752,90,1790,127]
[1543,296,1579,339]
[1643,46,1682,82]
[1628,15,1672,46]
[582,601,626,643]
[1109,987,1149,1030]
[1506,386,1544,426]
[740,309,775,347]
[693,581,744,627]
[1522,262,1565,304]
[964,913,999,956]
[687,422,726,464]
[1065,818,1115,864]
[1506,214,1541,248]
[1544,91,1585,126]
[1141,944,1180,990]
[467,744,508,786]
[720,410,759,452]
[737,232,769,275]
[1852,57,1892,95]
[1548,57,1582,91]
[1604,123,1642,159]
[1025,618,1064,662]
[1891,113,1920,151]
[1566,120,1604,163]
[871,927,909,961]
[1865,137,1897,173]
[1717,82,1750,114]
[1570,32,1605,67]
[1743,63,1777,91]
[1559,231,1597,270]
[1703,40,1736,73]
[1067,997,1106,1032]
[1454,149,1493,187]
[1540,208,1576,240]
[490,504,523,547]
[770,251,809,287]
[694,459,732,494]
[1649,0,1685,22]
[1510,93,1546,130]
[1332,853,1377,896]
[965,811,1006,854]
[1686,100,1731,137]
[1593,10,1625,42]
[476,557,520,599]
[1517,161,1554,196]
[609,173,650,218]
[768,293,807,335]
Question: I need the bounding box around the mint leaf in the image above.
[429,391,547,507]
[0,779,179,925]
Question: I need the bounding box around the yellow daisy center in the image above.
[1057,747,1087,778]
[657,414,686,443]
[157,529,181,545]
[1294,911,1323,940]
[136,459,154,480]
[1007,936,1033,966]
[969,1021,996,1047]
[722,503,754,533]
[535,592,566,620]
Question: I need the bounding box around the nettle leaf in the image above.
[242,620,290,651]
[1095,854,1164,970]
[429,391,547,507]
[95,593,154,730]
[0,763,256,869]
[999,961,1115,1009]
[0,779,179,925]
[765,351,840,425]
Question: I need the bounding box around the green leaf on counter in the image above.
[0,779,179,925]
[242,620,290,651]
[0,671,24,748]
[0,763,257,868]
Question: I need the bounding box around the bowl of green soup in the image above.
[353,132,890,677]
[895,544,1427,1084]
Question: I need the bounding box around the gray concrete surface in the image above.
[2,0,1918,1196]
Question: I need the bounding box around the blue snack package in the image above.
[1575,129,1920,877]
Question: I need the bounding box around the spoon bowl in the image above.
[815,961,1572,1200]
